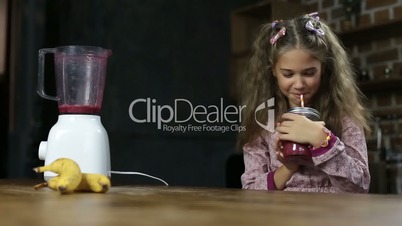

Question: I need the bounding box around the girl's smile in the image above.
[273,49,322,108]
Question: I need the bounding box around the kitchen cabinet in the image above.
[339,18,402,47]
[341,18,402,93]
[349,18,402,122]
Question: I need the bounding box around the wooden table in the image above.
[1,179,402,226]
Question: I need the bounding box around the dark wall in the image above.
[5,0,258,187]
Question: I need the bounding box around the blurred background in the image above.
[0,0,258,187]
[1,0,402,192]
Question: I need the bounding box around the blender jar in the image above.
[38,45,112,114]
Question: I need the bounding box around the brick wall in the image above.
[302,0,402,153]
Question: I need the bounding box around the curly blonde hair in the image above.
[237,14,371,149]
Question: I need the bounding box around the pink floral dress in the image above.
[241,116,370,193]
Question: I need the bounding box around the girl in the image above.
[238,13,371,193]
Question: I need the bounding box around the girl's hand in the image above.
[276,113,326,146]
[274,135,300,173]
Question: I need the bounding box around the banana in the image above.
[75,173,111,193]
[33,158,111,193]
[33,177,60,191]
[33,158,82,193]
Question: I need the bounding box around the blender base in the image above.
[38,114,111,181]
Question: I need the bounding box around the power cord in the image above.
[109,171,169,186]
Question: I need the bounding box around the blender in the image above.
[37,45,112,181]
